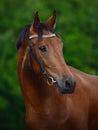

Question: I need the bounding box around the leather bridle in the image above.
[28,33,57,86]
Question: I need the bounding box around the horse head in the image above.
[18,11,76,94]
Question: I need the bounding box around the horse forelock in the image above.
[38,22,55,38]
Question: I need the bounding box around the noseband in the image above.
[28,33,56,86]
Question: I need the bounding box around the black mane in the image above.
[16,23,55,50]
[16,24,31,50]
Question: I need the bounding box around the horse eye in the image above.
[39,45,47,52]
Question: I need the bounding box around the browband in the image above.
[29,33,56,40]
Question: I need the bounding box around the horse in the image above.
[16,11,98,130]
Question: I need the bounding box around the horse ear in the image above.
[46,10,56,29]
[32,12,40,32]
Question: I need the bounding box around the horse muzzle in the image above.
[56,76,76,94]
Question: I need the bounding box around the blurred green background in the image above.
[0,0,98,129]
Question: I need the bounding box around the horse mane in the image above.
[16,23,55,50]
[16,24,31,50]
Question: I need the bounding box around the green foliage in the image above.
[0,0,98,129]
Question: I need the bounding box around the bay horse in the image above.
[17,11,98,130]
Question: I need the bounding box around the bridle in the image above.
[28,33,57,86]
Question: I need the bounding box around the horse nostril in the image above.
[65,79,71,88]
[56,77,76,94]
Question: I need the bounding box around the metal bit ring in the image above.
[47,76,56,86]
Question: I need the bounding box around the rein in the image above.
[28,33,56,86]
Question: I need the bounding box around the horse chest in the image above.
[26,112,69,130]
[26,102,87,130]
[26,111,88,130]
[26,104,70,130]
